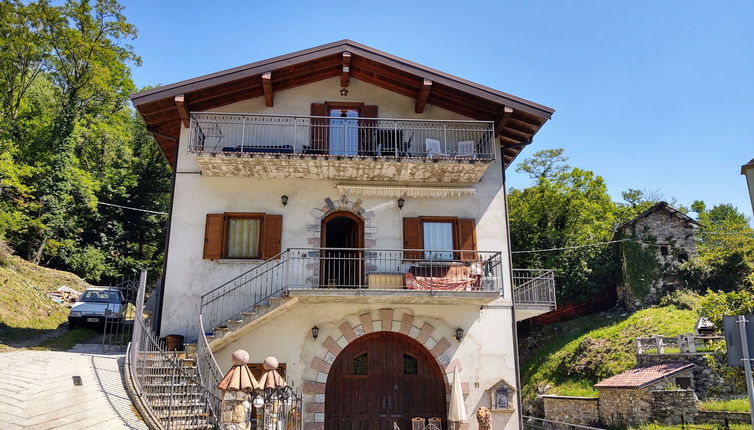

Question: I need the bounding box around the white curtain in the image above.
[423,222,453,260]
[227,218,261,258]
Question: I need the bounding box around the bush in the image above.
[659,289,702,310]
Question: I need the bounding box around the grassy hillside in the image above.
[0,253,91,349]
[521,305,698,400]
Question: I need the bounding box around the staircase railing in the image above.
[196,315,223,421]
[512,269,557,307]
[200,249,291,333]
[128,270,219,430]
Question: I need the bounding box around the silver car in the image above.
[68,287,127,329]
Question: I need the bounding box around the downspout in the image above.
[501,145,525,427]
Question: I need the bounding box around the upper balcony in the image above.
[188,112,496,183]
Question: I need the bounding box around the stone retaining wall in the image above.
[540,396,600,426]
[598,388,653,426]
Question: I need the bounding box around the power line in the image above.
[97,201,168,215]
[511,238,636,254]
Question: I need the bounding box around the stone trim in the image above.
[302,308,464,426]
[308,196,377,250]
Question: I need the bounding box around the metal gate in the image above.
[102,272,142,351]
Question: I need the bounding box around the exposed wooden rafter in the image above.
[261,72,273,107]
[415,79,432,113]
[494,105,514,136]
[341,52,351,87]
[174,94,190,128]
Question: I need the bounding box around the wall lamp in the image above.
[454,327,464,341]
[311,325,320,340]
[281,195,289,206]
[397,197,405,210]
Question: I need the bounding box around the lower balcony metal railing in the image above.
[512,269,557,308]
[189,112,495,160]
[199,248,505,332]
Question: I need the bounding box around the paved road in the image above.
[0,345,148,430]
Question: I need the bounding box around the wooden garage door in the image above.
[325,332,447,430]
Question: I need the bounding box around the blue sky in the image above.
[123,1,754,219]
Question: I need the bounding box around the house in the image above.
[743,158,754,216]
[619,202,700,310]
[130,40,556,430]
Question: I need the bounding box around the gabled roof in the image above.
[130,40,554,168]
[743,158,754,175]
[623,201,701,228]
[594,362,694,389]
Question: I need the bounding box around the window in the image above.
[403,354,418,375]
[226,216,262,258]
[660,246,669,256]
[203,213,282,260]
[402,217,477,261]
[353,353,368,375]
[678,252,689,262]
[675,376,691,389]
[423,221,454,260]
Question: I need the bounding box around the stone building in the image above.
[619,201,700,310]
[743,158,754,215]
[542,361,697,427]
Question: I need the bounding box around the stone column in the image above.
[218,350,256,430]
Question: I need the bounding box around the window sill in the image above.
[216,259,265,264]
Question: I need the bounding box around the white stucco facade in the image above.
[160,77,525,429]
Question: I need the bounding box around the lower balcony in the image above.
[188,113,495,183]
[199,248,557,333]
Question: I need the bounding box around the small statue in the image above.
[476,407,492,430]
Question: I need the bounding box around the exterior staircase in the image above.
[204,295,297,350]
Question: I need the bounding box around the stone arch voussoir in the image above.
[301,308,466,428]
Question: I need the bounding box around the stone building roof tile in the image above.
[594,361,694,389]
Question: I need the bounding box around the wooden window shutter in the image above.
[458,218,478,260]
[310,103,329,153]
[358,105,378,155]
[262,214,283,259]
[203,214,225,259]
[403,217,422,259]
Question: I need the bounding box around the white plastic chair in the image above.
[456,140,476,158]
[424,138,444,158]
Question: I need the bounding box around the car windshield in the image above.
[80,290,120,303]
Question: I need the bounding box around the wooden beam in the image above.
[494,105,514,136]
[415,79,432,113]
[341,52,351,87]
[261,71,273,107]
[174,95,190,128]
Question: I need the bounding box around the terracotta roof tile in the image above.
[594,362,694,389]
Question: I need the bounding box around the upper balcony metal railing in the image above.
[189,112,496,161]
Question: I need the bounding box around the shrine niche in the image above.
[486,379,516,412]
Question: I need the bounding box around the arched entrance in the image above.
[324,332,447,429]
[320,211,364,288]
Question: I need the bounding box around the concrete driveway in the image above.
[0,345,148,430]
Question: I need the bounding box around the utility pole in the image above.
[736,315,754,430]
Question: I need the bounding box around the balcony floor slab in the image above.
[285,287,503,305]
[192,154,491,183]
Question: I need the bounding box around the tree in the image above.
[508,149,619,301]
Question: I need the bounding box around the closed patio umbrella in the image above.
[448,366,467,426]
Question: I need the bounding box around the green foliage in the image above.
[621,239,661,298]
[698,397,750,413]
[699,288,754,331]
[521,306,698,401]
[509,149,621,301]
[658,289,702,310]
[0,0,169,282]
